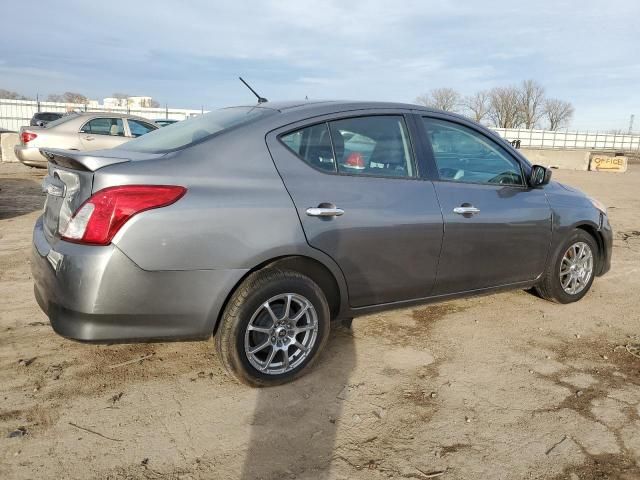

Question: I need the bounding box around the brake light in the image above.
[61,185,186,245]
[21,131,37,144]
[344,152,365,169]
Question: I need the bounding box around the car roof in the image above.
[222,100,476,130]
[230,100,435,113]
[226,100,475,124]
[67,112,154,120]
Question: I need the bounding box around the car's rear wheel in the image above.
[215,268,330,387]
[535,229,598,304]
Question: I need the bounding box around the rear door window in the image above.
[80,118,125,136]
[127,119,157,137]
[280,115,415,178]
[280,123,336,172]
[329,116,414,178]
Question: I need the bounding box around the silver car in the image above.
[15,112,159,168]
[31,101,612,386]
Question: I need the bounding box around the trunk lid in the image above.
[40,148,132,242]
[40,148,168,242]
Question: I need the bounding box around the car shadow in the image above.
[239,323,356,479]
[0,177,45,220]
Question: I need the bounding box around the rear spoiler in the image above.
[40,148,130,172]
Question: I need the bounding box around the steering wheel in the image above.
[488,171,519,185]
[439,167,464,180]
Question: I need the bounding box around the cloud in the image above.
[0,0,638,129]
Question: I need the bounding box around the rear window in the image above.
[45,114,79,129]
[122,106,275,153]
[36,113,62,121]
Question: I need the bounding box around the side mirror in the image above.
[529,164,552,187]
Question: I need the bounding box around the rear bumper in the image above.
[31,217,248,342]
[15,145,47,168]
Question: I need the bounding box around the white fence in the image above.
[2,98,639,152]
[0,98,206,131]
[493,127,640,152]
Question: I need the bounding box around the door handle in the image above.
[453,206,480,215]
[306,206,345,217]
[84,135,94,141]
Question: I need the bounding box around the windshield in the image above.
[122,106,275,153]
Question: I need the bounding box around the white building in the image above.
[103,96,155,108]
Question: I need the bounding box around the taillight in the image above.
[21,131,37,144]
[61,185,186,245]
[344,152,365,169]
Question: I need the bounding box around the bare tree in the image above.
[544,99,574,130]
[488,86,522,128]
[112,92,129,99]
[415,88,461,112]
[148,99,161,108]
[0,88,32,100]
[462,90,490,123]
[62,92,88,104]
[46,94,65,102]
[518,79,546,129]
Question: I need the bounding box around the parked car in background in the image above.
[155,119,179,127]
[31,101,612,386]
[15,112,159,167]
[30,112,63,126]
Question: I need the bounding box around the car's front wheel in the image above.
[215,268,330,387]
[535,229,598,303]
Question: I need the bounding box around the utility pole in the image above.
[629,114,635,134]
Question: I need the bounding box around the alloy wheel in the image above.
[244,293,318,375]
[559,241,594,295]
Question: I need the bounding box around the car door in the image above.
[420,116,552,295]
[79,117,127,150]
[267,112,443,308]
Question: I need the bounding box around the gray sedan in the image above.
[31,101,612,386]
[15,112,158,168]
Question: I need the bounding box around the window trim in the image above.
[277,113,420,181]
[421,115,528,189]
[78,117,126,137]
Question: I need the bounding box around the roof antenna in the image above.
[239,77,268,104]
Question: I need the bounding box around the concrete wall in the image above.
[0,133,19,163]
[520,148,590,171]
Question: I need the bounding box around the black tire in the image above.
[215,268,330,387]
[535,229,598,304]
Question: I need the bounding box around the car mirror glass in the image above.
[530,165,551,187]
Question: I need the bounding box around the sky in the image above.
[1,0,638,131]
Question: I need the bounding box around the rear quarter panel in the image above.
[97,127,315,272]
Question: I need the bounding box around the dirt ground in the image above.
[0,162,639,480]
